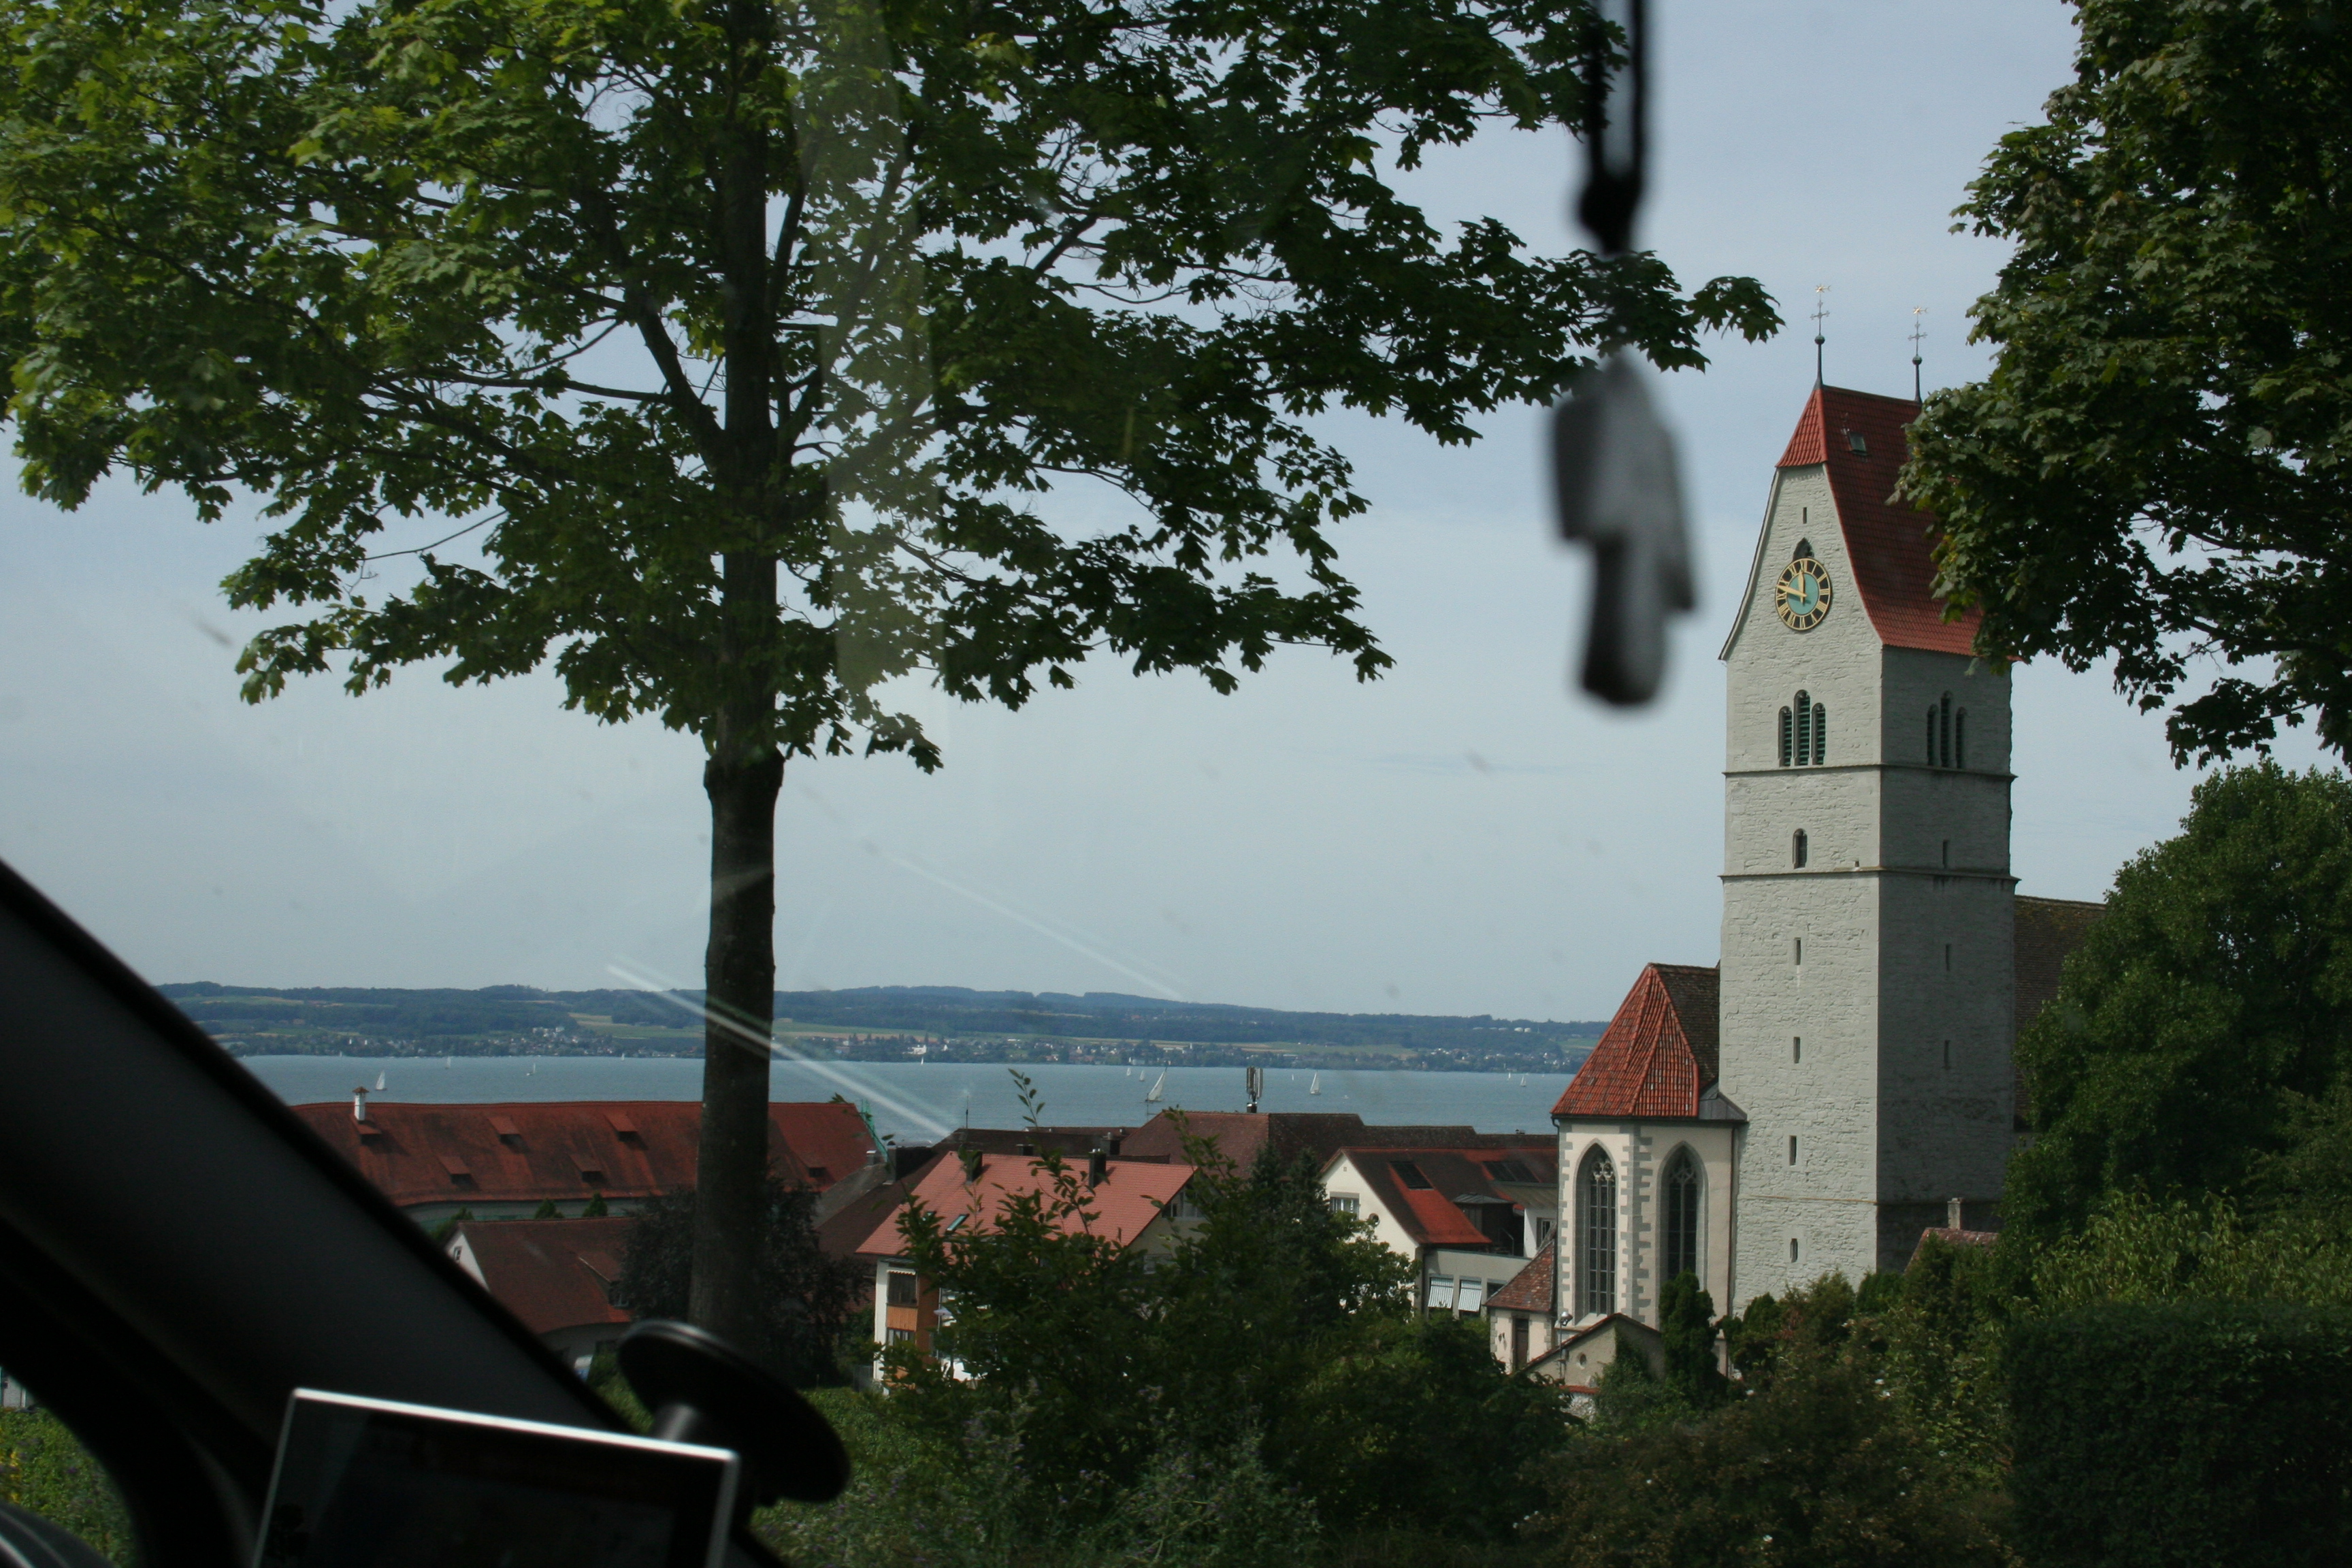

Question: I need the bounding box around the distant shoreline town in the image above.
[162,982,1601,1076]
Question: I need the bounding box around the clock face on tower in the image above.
[1775,557,1833,632]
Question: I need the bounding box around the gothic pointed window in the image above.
[1662,1148,1701,1284]
[1793,691,1812,766]
[1779,706,1793,767]
[1812,702,1826,765]
[1577,1147,1617,1317]
[1955,709,1967,769]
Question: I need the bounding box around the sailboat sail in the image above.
[1145,1071,1166,1103]
[1309,1073,1320,1096]
[374,1071,386,1092]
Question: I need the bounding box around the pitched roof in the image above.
[1553,964,1718,1120]
[853,1152,1196,1260]
[2013,895,2107,1126]
[1333,1146,1557,1250]
[1486,1243,1556,1315]
[449,1216,636,1338]
[1775,385,1979,656]
[1121,1112,1539,1172]
[289,1098,876,1209]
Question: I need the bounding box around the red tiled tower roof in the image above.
[1776,385,1980,656]
[290,1098,875,1209]
[1552,964,1719,1120]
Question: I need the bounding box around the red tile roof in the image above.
[450,1216,636,1337]
[853,1153,1196,1260]
[1333,1147,1557,1250]
[1486,1243,1556,1315]
[1122,1111,1537,1171]
[289,1099,875,1209]
[1554,964,1718,1120]
[1776,385,1980,656]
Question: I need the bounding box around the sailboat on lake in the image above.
[1144,1070,1166,1104]
[1309,1072,1320,1096]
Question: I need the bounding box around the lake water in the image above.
[239,1056,1572,1146]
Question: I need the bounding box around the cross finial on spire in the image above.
[1812,286,1831,385]
[1910,307,1928,404]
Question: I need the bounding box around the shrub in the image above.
[2008,1301,2352,1567]
[0,1409,135,1564]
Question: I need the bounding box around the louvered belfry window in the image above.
[1779,706,1794,767]
[1578,1146,1618,1317]
[1793,691,1812,764]
[1663,1149,1701,1284]
[1811,702,1826,765]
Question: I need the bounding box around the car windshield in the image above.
[1,1,2345,1565]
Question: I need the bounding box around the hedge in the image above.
[2008,1301,2352,1567]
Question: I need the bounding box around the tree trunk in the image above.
[689,740,784,1353]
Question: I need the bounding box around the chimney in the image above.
[352,1087,370,1123]
[1088,1145,1108,1187]
[1947,1196,1963,1230]
[960,1147,983,1183]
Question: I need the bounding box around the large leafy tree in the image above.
[0,0,1773,1347]
[1901,0,2352,764]
[2008,764,2352,1243]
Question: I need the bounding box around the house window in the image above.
[885,1327,913,1345]
[1662,1149,1701,1284]
[1391,1160,1431,1190]
[1792,830,1808,868]
[1328,1193,1360,1216]
[886,1271,917,1307]
[1793,690,1812,764]
[1426,1275,1456,1311]
[1577,1147,1617,1317]
[1779,706,1793,766]
[1457,1277,1486,1313]
[1533,1217,1556,1252]
[1511,1313,1530,1371]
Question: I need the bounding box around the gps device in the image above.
[255,1388,741,1568]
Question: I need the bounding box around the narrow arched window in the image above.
[1793,691,1812,766]
[1940,692,1953,768]
[1955,710,1967,770]
[1927,708,1938,764]
[1778,706,1793,767]
[1792,830,1808,868]
[1662,1149,1701,1285]
[1577,1147,1617,1317]
[1811,703,1826,766]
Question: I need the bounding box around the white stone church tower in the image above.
[1550,383,2023,1332]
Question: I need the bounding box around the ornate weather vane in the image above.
[1910,307,1928,403]
[1812,286,1830,385]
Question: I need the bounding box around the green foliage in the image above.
[1900,0,2352,762]
[581,1192,608,1218]
[617,1181,863,1386]
[1528,1338,2012,1568]
[1882,1237,2010,1487]
[887,1134,1566,1548]
[1584,1342,1691,1437]
[428,1205,474,1244]
[2008,1301,2352,1567]
[0,1410,135,1565]
[2030,1190,2352,1311]
[532,1200,561,1221]
[1853,1270,1904,1318]
[1721,1273,1857,1382]
[1659,1271,1728,1409]
[2006,764,2352,1243]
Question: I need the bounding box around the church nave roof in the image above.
[1552,963,1719,1121]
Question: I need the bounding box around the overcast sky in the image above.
[0,0,2324,1022]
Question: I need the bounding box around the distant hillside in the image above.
[158,981,1603,1074]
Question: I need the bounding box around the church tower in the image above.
[1716,385,2016,1296]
